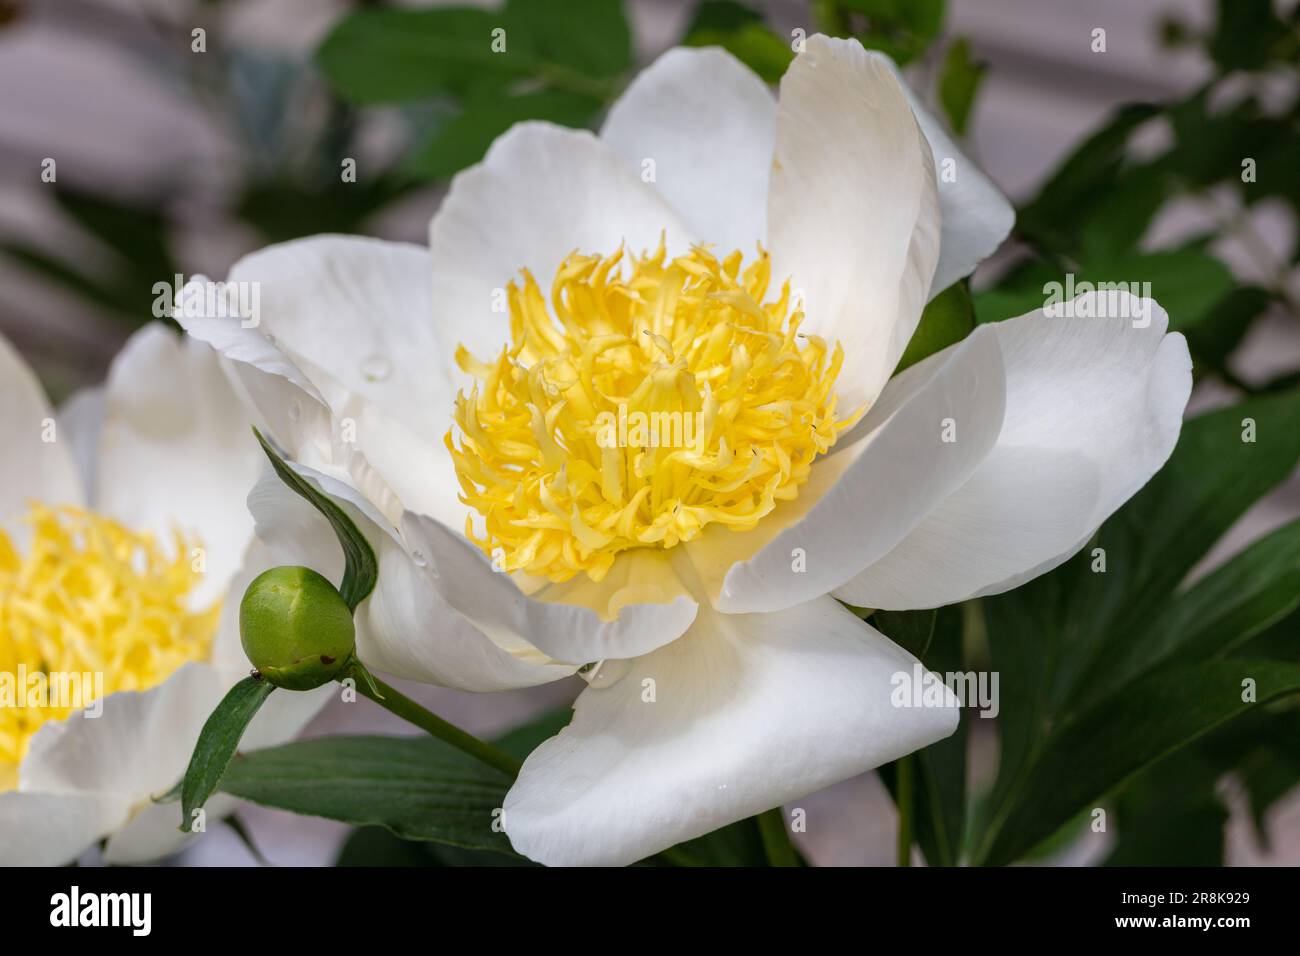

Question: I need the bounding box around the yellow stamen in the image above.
[0,505,217,785]
[448,241,862,583]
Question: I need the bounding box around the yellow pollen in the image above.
[0,505,218,785]
[448,240,862,583]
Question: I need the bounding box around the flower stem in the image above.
[348,666,523,779]
[758,808,800,867]
[896,754,914,867]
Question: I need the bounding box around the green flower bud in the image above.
[240,566,355,690]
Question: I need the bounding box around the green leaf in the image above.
[317,7,517,103]
[685,0,763,35]
[1183,286,1272,372]
[835,0,946,65]
[180,676,275,832]
[405,89,601,179]
[1208,0,1295,71]
[215,735,517,854]
[895,281,974,374]
[504,0,630,79]
[979,659,1300,865]
[1212,709,1300,848]
[221,814,272,867]
[1074,162,1174,260]
[1016,103,1159,254]
[317,5,624,106]
[1104,749,1228,866]
[1095,517,1300,699]
[1074,392,1300,664]
[937,38,985,137]
[336,827,540,867]
[971,391,1300,862]
[661,816,771,867]
[0,186,180,331]
[336,826,441,867]
[871,608,936,660]
[973,246,1235,339]
[877,606,968,866]
[686,23,794,83]
[491,706,573,762]
[757,808,800,866]
[1166,90,1292,192]
[237,176,413,244]
[254,428,377,611]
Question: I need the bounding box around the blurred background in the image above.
[2,0,1298,866]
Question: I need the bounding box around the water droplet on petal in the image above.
[410,549,435,576]
[287,399,302,422]
[361,354,392,382]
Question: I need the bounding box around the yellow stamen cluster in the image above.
[0,505,217,782]
[448,241,861,583]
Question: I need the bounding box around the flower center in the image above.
[0,505,217,788]
[448,241,861,584]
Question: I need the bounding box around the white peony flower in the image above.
[179,37,1191,866]
[0,324,328,866]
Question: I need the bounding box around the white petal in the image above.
[180,250,468,534]
[363,528,578,690]
[503,597,959,866]
[101,793,237,865]
[178,299,419,536]
[767,35,941,410]
[57,386,105,503]
[226,236,450,437]
[600,46,776,254]
[835,294,1192,608]
[210,539,273,673]
[94,324,263,604]
[402,511,699,666]
[175,290,341,474]
[430,122,695,370]
[0,330,83,533]
[17,659,328,864]
[866,52,1015,296]
[343,401,467,532]
[690,326,1006,613]
[246,467,574,691]
[102,681,328,865]
[20,662,227,798]
[0,790,131,866]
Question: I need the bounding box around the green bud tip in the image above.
[240,566,355,691]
